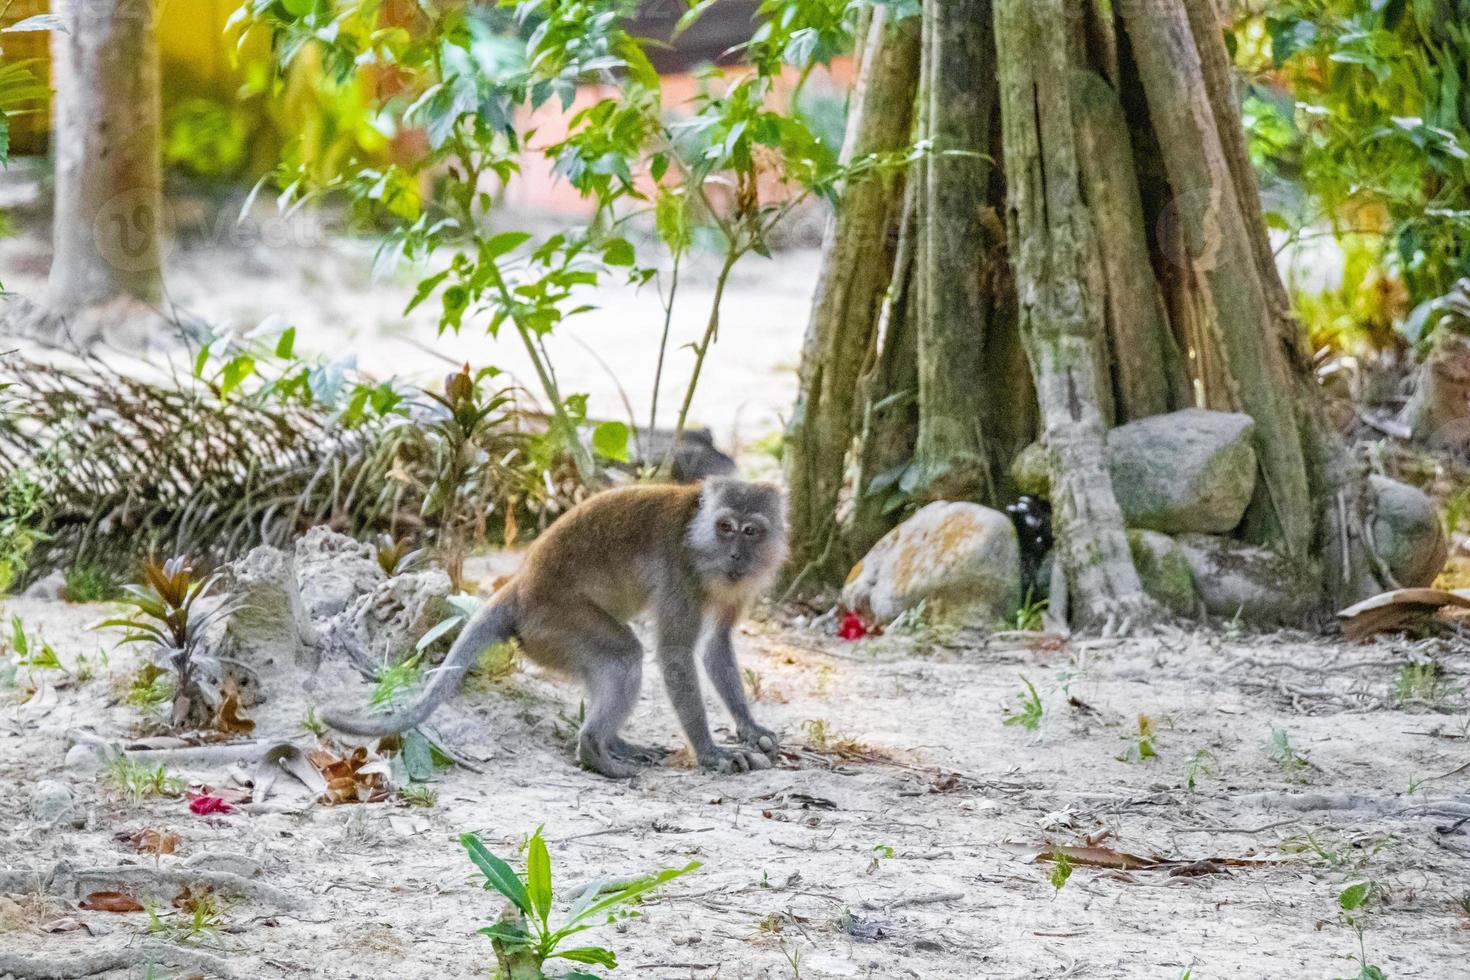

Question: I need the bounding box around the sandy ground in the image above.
[3,585,1469,980]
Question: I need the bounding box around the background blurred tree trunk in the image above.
[47,0,163,338]
[784,8,920,583]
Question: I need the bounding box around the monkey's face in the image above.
[688,479,788,586]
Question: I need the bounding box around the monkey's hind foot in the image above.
[610,738,670,765]
[577,735,640,779]
[698,746,773,775]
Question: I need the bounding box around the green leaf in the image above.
[602,237,635,267]
[482,231,532,260]
[274,326,296,359]
[525,827,553,928]
[551,946,618,968]
[1339,881,1375,911]
[3,14,65,33]
[415,613,465,652]
[591,421,630,462]
[405,270,450,315]
[460,833,531,916]
[561,861,700,929]
[401,729,436,782]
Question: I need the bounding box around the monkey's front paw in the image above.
[738,725,780,758]
[698,747,772,775]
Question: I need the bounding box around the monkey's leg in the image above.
[702,621,780,758]
[608,737,669,764]
[530,603,646,779]
[656,599,769,775]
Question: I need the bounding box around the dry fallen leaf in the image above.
[1338,587,1470,641]
[212,692,256,734]
[122,827,181,855]
[311,746,389,804]
[79,891,144,913]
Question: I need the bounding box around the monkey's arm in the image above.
[655,594,770,774]
[701,619,779,757]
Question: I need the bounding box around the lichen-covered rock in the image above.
[842,501,1020,626]
[1107,409,1257,534]
[333,569,454,666]
[212,545,318,674]
[1126,530,1197,617]
[294,526,386,622]
[1175,534,1313,624]
[1368,476,1447,587]
[1010,442,1051,497]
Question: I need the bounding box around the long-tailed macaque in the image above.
[323,479,787,778]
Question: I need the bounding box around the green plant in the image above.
[400,784,438,808]
[461,827,699,977]
[865,844,894,875]
[1185,749,1214,792]
[6,614,62,677]
[301,706,326,736]
[1049,850,1073,893]
[126,663,175,712]
[374,534,426,578]
[780,942,803,979]
[1119,714,1159,763]
[1002,677,1043,732]
[1393,660,1450,703]
[147,887,223,945]
[371,651,425,709]
[0,467,46,593]
[63,563,122,603]
[104,756,186,802]
[1013,589,1048,632]
[1334,881,1387,980]
[99,556,237,729]
[1268,727,1311,784]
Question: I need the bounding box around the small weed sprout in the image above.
[742,666,764,702]
[125,663,175,713]
[1119,714,1159,763]
[149,887,223,945]
[372,651,424,708]
[780,942,803,978]
[400,784,438,808]
[104,757,186,802]
[1049,850,1073,893]
[1393,661,1449,703]
[866,844,894,875]
[1268,727,1310,784]
[301,706,326,736]
[1002,676,1043,732]
[461,826,699,975]
[1334,881,1387,980]
[374,534,426,577]
[801,718,830,751]
[1185,749,1214,792]
[63,563,121,602]
[1013,588,1048,632]
[5,615,65,684]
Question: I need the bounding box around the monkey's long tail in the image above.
[321,596,519,738]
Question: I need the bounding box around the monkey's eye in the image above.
[716,519,736,535]
[742,524,761,538]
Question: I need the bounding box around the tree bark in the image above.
[911,0,997,502]
[996,0,1157,627]
[848,173,922,560]
[1072,69,1191,420]
[783,7,921,582]
[1118,0,1314,561]
[48,0,163,328]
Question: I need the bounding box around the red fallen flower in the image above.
[188,795,234,815]
[837,610,869,641]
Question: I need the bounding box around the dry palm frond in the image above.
[0,356,585,582]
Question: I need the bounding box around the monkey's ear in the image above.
[752,482,787,521]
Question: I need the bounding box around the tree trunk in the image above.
[995,0,1157,627]
[1118,0,1315,561]
[48,0,163,332]
[783,8,921,583]
[911,0,997,502]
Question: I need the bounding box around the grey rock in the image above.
[333,569,454,666]
[22,570,66,600]
[30,779,81,827]
[213,545,318,673]
[64,743,105,772]
[1175,534,1313,624]
[294,526,386,623]
[1126,530,1198,617]
[1368,476,1447,587]
[842,501,1021,626]
[1107,409,1257,534]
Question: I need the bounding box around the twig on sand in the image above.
[0,861,306,911]
[882,891,964,910]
